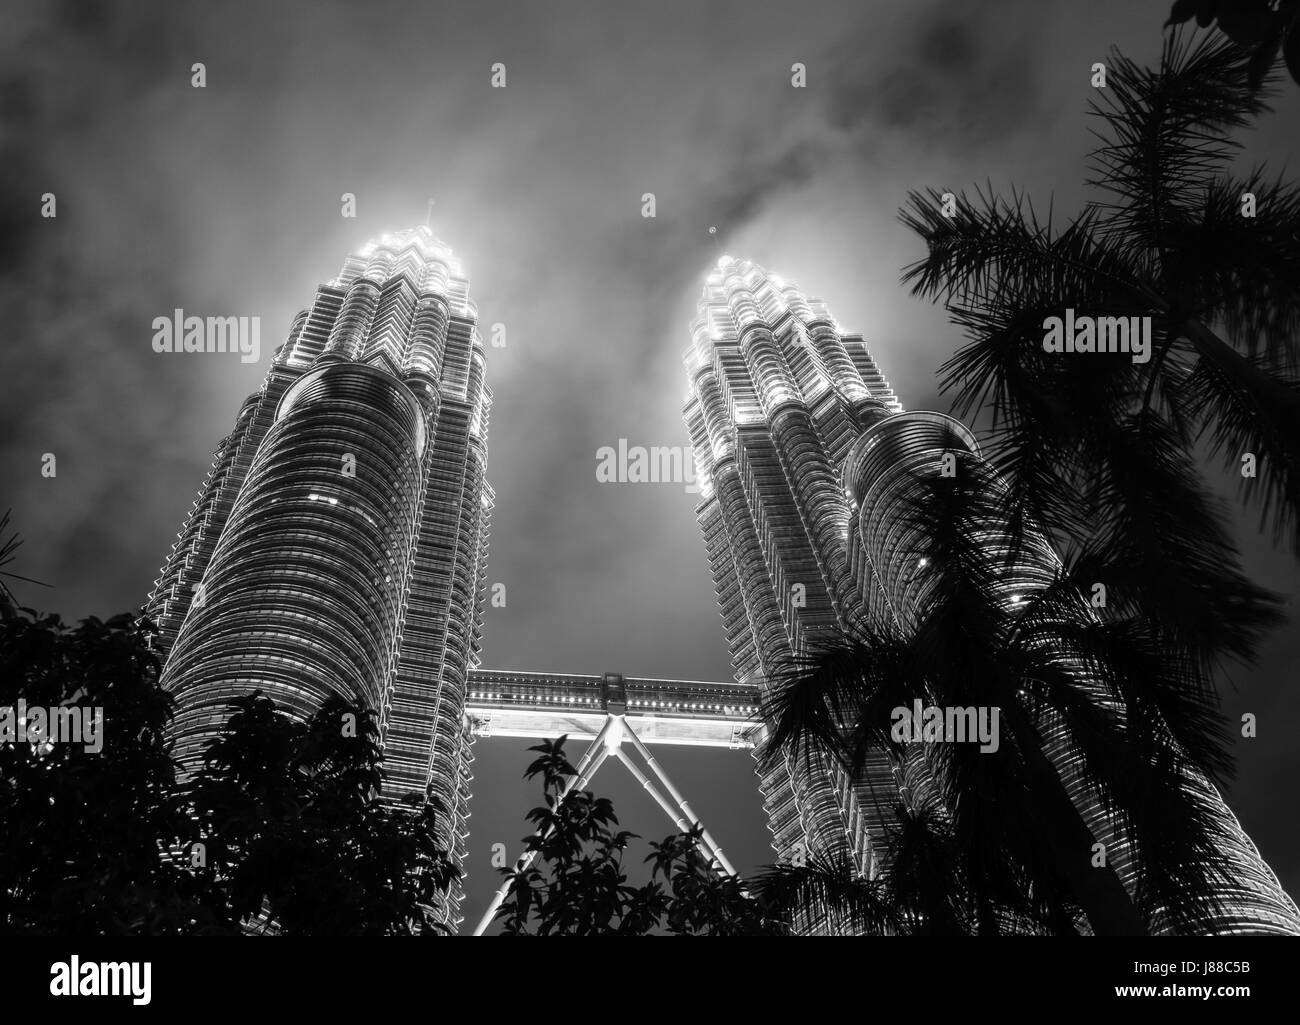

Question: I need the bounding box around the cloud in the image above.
[820,2,1058,151]
[3,0,1299,918]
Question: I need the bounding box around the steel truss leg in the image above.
[471,719,614,936]
[621,721,739,877]
[471,714,737,934]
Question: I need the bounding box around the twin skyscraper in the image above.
[145,227,1300,934]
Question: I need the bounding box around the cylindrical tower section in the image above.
[740,326,800,416]
[322,279,381,361]
[161,361,427,772]
[842,410,1047,624]
[691,368,734,464]
[806,322,872,408]
[404,294,450,383]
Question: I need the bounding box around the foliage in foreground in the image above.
[493,736,786,936]
[0,606,457,935]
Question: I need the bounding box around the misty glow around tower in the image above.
[147,235,1300,934]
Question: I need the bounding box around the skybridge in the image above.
[464,669,761,749]
[464,670,763,934]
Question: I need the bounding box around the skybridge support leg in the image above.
[611,740,732,876]
[621,722,739,878]
[471,713,739,934]
[612,746,692,834]
[471,718,614,936]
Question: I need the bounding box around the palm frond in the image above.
[759,629,915,776]
[1176,338,1300,548]
[0,510,52,611]
[1177,172,1300,371]
[751,856,900,935]
[1079,412,1283,669]
[1087,30,1270,252]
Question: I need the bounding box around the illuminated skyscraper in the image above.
[683,256,902,894]
[683,255,1300,934]
[142,232,1299,936]
[145,227,492,927]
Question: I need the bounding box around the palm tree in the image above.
[0,510,52,618]
[899,31,1300,692]
[761,447,1247,935]
[1164,0,1300,88]
[758,34,1300,936]
[754,791,1070,936]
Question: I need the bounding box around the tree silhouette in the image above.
[494,736,785,935]
[0,509,52,618]
[754,793,1069,936]
[0,593,459,935]
[761,458,1247,935]
[0,609,203,934]
[1166,0,1300,87]
[187,693,460,935]
[900,31,1300,684]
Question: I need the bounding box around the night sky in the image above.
[2,0,1298,931]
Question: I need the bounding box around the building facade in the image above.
[683,256,903,893]
[143,233,1298,935]
[145,227,491,928]
[683,255,1300,934]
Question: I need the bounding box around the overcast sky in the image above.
[2,0,1298,930]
